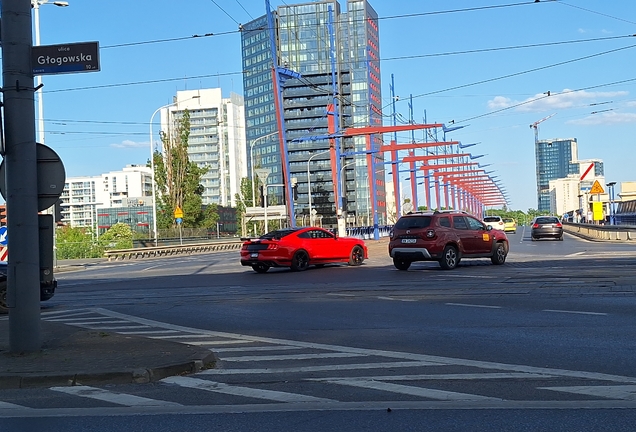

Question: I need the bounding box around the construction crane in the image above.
[530,113,556,144]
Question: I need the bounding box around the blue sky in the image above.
[19,0,636,212]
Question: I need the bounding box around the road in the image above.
[3,227,636,431]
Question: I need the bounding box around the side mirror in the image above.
[486,225,493,231]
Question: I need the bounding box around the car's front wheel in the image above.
[348,245,364,266]
[491,242,507,265]
[439,245,459,270]
[251,263,270,273]
[393,258,411,271]
[291,250,310,271]
[0,280,7,314]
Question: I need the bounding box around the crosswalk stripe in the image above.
[185,340,253,346]
[84,325,151,330]
[311,372,555,382]
[324,378,502,401]
[214,345,303,353]
[50,386,182,407]
[221,352,363,362]
[540,385,636,400]
[200,361,442,375]
[161,376,335,403]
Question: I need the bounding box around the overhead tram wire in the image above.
[209,0,241,25]
[557,2,636,26]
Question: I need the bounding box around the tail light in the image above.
[389,229,395,240]
[532,223,539,228]
[556,222,562,228]
[267,243,279,250]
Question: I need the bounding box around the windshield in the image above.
[484,217,501,222]
[395,216,432,229]
[260,229,298,240]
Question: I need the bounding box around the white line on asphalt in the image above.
[377,296,416,302]
[0,401,30,409]
[185,340,254,346]
[446,303,502,309]
[117,330,180,335]
[45,317,128,323]
[327,293,355,297]
[311,372,554,382]
[141,265,163,272]
[323,378,502,401]
[200,361,443,375]
[161,376,335,403]
[540,385,636,400]
[150,334,224,339]
[85,325,152,330]
[213,345,304,353]
[41,310,94,318]
[50,386,182,407]
[221,352,364,362]
[564,252,586,257]
[543,309,607,316]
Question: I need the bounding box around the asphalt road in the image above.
[3,229,636,431]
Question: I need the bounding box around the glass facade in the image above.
[535,138,578,212]
[97,206,152,236]
[241,0,385,226]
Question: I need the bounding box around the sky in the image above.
[9,0,636,212]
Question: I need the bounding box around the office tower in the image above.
[241,0,384,226]
[535,138,578,212]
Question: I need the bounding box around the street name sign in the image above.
[32,41,100,75]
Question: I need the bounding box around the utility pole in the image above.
[2,0,43,352]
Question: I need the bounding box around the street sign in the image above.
[32,41,100,75]
[174,206,184,219]
[0,246,7,262]
[0,143,66,211]
[0,226,7,246]
[590,180,604,195]
[175,217,183,225]
[254,168,271,184]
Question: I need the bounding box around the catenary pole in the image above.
[2,0,42,352]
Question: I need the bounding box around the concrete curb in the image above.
[0,351,218,389]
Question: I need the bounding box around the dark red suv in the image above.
[388,211,509,270]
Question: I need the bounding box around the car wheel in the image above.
[251,263,270,273]
[393,258,411,271]
[531,236,536,241]
[558,235,564,241]
[291,250,310,271]
[0,280,7,314]
[348,245,364,266]
[491,242,507,265]
[439,245,459,270]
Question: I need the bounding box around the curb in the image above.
[0,351,218,389]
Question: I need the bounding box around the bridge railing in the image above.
[562,221,636,241]
[104,240,243,261]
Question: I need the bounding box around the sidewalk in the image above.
[0,319,217,389]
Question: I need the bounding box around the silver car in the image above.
[531,216,563,241]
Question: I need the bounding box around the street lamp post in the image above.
[607,181,617,225]
[32,0,69,144]
[307,149,331,226]
[250,132,278,207]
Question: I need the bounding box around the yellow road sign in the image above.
[174,206,184,219]
[590,180,604,195]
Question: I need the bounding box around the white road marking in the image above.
[41,310,94,318]
[46,318,131,323]
[222,352,363,362]
[324,378,501,401]
[0,401,30,409]
[327,293,355,297]
[564,252,586,257]
[441,275,494,279]
[184,340,254,346]
[201,361,445,375]
[446,303,502,309]
[213,345,304,353]
[50,386,182,407]
[540,385,636,400]
[312,372,555,382]
[117,330,180,335]
[161,376,335,403]
[377,296,416,302]
[543,309,607,316]
[84,325,152,330]
[150,334,224,339]
[141,265,164,272]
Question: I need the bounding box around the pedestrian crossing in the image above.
[2,307,636,415]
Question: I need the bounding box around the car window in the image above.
[438,216,451,228]
[261,229,298,240]
[503,218,513,223]
[298,230,334,239]
[535,217,558,224]
[466,217,485,230]
[452,216,469,230]
[395,216,432,230]
[483,216,501,222]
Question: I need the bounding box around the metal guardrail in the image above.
[104,241,243,261]
[562,222,636,241]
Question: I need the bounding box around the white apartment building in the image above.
[160,89,246,207]
[61,165,152,228]
[548,158,605,217]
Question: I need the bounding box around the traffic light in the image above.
[54,199,64,222]
[0,206,5,226]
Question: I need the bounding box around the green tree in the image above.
[56,226,100,259]
[98,223,134,250]
[152,110,217,229]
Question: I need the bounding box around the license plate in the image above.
[251,253,259,258]
[401,238,417,244]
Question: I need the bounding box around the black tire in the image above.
[558,235,564,241]
[439,245,459,270]
[531,236,536,241]
[393,258,411,271]
[348,245,364,266]
[491,242,507,265]
[291,250,310,271]
[251,263,270,273]
[0,280,7,314]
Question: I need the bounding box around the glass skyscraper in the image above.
[535,138,579,212]
[241,0,384,226]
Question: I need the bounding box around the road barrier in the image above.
[104,240,243,261]
[563,222,636,241]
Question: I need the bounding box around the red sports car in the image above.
[240,227,368,273]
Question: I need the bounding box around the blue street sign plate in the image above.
[176,218,183,225]
[0,226,7,246]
